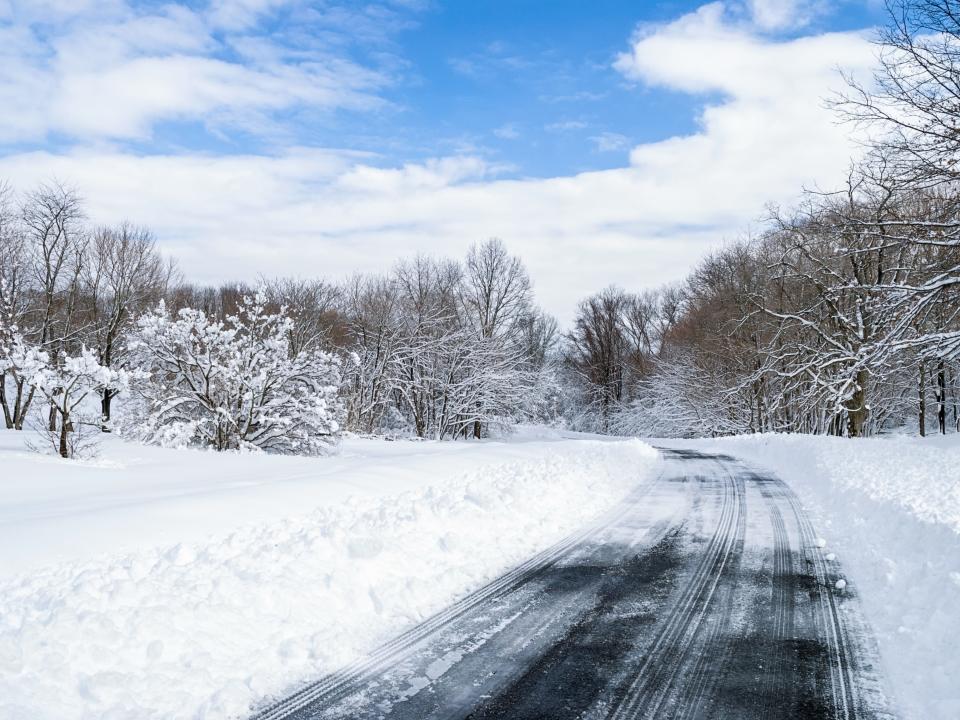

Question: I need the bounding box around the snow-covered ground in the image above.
[0,429,658,720]
[684,432,960,720]
[3,427,956,720]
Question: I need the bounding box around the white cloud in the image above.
[493,123,520,140]
[0,147,731,324]
[747,0,823,31]
[0,1,390,142]
[614,2,875,207]
[207,0,289,31]
[591,132,630,152]
[0,2,878,325]
[545,120,588,132]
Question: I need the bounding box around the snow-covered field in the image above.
[0,429,658,720]
[686,432,960,720]
[3,427,956,720]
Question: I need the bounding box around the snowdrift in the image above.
[0,432,658,720]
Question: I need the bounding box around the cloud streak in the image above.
[0,0,398,143]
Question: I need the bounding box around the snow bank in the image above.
[0,431,658,720]
[0,431,640,576]
[694,432,960,720]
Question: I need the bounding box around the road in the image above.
[252,447,895,720]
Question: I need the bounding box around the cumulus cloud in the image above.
[0,1,878,324]
[615,3,875,205]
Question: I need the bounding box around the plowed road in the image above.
[252,447,894,720]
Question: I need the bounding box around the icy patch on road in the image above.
[0,436,657,720]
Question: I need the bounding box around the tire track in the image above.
[251,471,666,720]
[673,460,748,720]
[768,474,858,719]
[606,457,746,720]
[754,475,797,713]
[251,449,888,720]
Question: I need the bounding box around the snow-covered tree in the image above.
[0,321,46,431]
[26,346,132,458]
[128,293,341,454]
[340,274,402,434]
[610,352,750,438]
[84,223,173,428]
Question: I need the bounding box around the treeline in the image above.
[4,0,960,454]
[0,188,561,456]
[567,178,960,437]
[166,242,562,442]
[566,0,960,438]
[9,164,954,451]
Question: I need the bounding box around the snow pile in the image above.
[0,433,657,720]
[697,432,960,720]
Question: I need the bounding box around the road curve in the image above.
[251,447,895,720]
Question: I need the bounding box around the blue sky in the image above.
[384,0,884,177]
[0,0,886,322]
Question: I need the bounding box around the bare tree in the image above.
[340,274,402,434]
[261,277,344,355]
[565,287,633,431]
[837,0,960,185]
[462,239,532,339]
[391,256,463,438]
[461,239,533,436]
[1,183,87,431]
[0,181,27,428]
[84,222,173,427]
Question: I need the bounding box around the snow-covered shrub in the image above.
[128,294,342,454]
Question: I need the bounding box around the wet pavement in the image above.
[253,448,895,720]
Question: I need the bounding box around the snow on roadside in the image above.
[0,430,637,576]
[0,433,658,720]
[692,432,960,720]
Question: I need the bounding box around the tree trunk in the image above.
[100,389,114,432]
[919,361,927,437]
[58,415,69,458]
[845,369,869,438]
[48,400,57,432]
[828,412,844,436]
[953,367,959,432]
[473,419,481,439]
[13,383,34,430]
[937,359,946,435]
[0,374,13,429]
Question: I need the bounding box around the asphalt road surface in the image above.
[252,447,895,720]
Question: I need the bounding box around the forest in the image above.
[2,0,960,456]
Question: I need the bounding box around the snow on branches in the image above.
[1,316,132,457]
[128,293,341,454]
[28,346,134,457]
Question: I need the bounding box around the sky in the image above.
[0,0,887,325]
